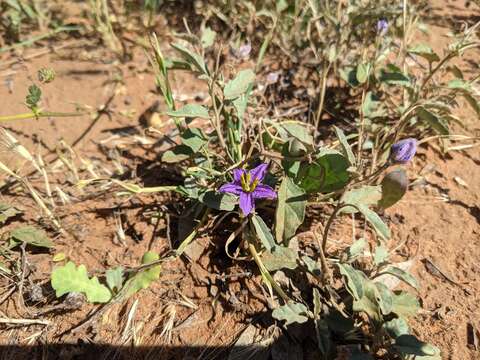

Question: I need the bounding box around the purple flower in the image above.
[377,19,388,35]
[390,138,417,163]
[233,43,251,60]
[219,163,277,216]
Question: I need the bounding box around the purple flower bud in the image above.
[390,138,417,163]
[377,19,388,35]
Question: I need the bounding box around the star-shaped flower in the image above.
[219,163,277,216]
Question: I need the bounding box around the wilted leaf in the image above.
[167,104,210,119]
[302,255,322,277]
[352,278,382,323]
[106,266,124,292]
[463,93,480,117]
[379,169,408,209]
[275,177,306,244]
[52,252,66,262]
[261,245,297,271]
[358,205,391,240]
[252,214,276,251]
[199,191,237,211]
[125,252,162,297]
[272,302,309,325]
[10,226,53,249]
[224,69,255,100]
[51,262,111,303]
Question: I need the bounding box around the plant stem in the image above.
[0,111,85,123]
[247,241,292,303]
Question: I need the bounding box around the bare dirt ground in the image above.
[0,1,479,359]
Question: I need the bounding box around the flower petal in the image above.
[391,138,417,163]
[252,184,277,199]
[239,192,254,216]
[219,183,243,195]
[249,163,269,183]
[233,168,245,183]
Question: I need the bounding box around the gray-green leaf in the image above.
[224,69,255,100]
[275,177,306,244]
[272,302,309,325]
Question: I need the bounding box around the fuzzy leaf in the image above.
[338,263,364,300]
[272,302,309,325]
[51,262,111,303]
[200,27,216,48]
[348,238,366,259]
[125,252,161,297]
[275,177,306,244]
[106,266,124,292]
[383,318,410,338]
[224,69,255,100]
[167,104,209,119]
[171,42,208,75]
[181,128,208,153]
[10,226,53,249]
[333,126,355,165]
[417,107,449,135]
[379,266,419,289]
[408,44,440,62]
[395,335,439,357]
[0,203,21,224]
[26,84,41,107]
[252,214,276,251]
[261,246,297,271]
[200,191,237,211]
[391,291,420,318]
[280,121,313,146]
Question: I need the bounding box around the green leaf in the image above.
[106,266,124,292]
[302,255,322,277]
[379,169,409,209]
[417,107,449,135]
[167,104,209,119]
[200,26,216,48]
[395,335,439,357]
[224,69,255,100]
[272,302,309,325]
[341,185,382,212]
[181,128,207,153]
[26,84,41,107]
[359,205,390,240]
[333,126,355,166]
[340,66,360,87]
[447,78,472,91]
[125,252,162,297]
[299,150,350,193]
[275,177,306,244]
[0,203,21,224]
[171,42,208,75]
[352,278,382,323]
[52,252,66,262]
[379,65,410,86]
[347,238,366,260]
[51,262,111,303]
[374,244,389,265]
[199,191,237,211]
[261,245,297,271]
[280,121,314,146]
[391,291,420,318]
[161,145,193,163]
[408,44,440,62]
[383,318,410,338]
[379,266,419,289]
[362,92,384,118]
[374,282,393,315]
[337,263,364,300]
[463,93,480,117]
[356,63,370,84]
[251,214,276,251]
[10,226,53,249]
